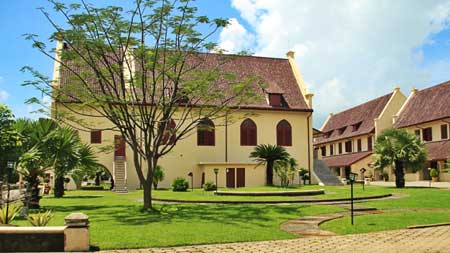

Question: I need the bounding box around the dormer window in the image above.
[268,93,282,107]
[338,126,347,135]
[352,122,362,132]
[325,130,333,138]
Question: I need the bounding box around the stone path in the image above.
[101,225,450,253]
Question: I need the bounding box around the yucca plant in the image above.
[0,204,22,224]
[27,210,53,226]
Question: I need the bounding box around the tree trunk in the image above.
[394,161,405,188]
[266,161,274,186]
[142,181,152,210]
[54,176,65,198]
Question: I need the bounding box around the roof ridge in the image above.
[196,51,289,61]
[415,79,450,93]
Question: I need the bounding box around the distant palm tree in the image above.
[374,128,427,188]
[250,144,290,185]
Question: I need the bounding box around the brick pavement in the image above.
[101,225,450,253]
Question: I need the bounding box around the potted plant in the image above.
[429,168,439,182]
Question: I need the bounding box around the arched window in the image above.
[240,119,257,146]
[197,118,215,146]
[160,119,176,145]
[277,120,292,146]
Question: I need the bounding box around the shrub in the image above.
[152,165,165,190]
[0,204,22,224]
[81,186,105,190]
[203,182,217,191]
[172,177,189,192]
[27,210,53,226]
[430,168,439,177]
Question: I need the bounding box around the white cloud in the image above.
[227,0,450,127]
[218,18,255,53]
[0,90,9,101]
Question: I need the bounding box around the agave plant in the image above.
[27,210,53,226]
[0,203,22,224]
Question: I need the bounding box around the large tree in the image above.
[23,0,259,209]
[373,128,427,188]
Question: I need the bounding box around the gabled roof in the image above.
[58,50,311,112]
[314,93,393,145]
[394,80,450,128]
[424,140,450,161]
[322,151,372,167]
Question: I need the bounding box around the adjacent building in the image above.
[393,81,450,182]
[314,88,406,181]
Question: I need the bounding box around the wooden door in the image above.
[226,168,235,188]
[114,135,126,158]
[236,168,245,188]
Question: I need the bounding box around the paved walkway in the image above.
[101,225,450,253]
[370,180,450,188]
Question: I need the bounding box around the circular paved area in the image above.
[101,225,450,253]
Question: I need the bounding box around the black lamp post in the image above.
[213,168,219,193]
[5,161,14,224]
[188,172,193,192]
[349,172,357,225]
[360,168,366,191]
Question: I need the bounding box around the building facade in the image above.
[393,81,450,182]
[314,88,406,181]
[52,44,315,191]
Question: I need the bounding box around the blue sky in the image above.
[1,0,450,128]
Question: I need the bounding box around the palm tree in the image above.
[374,128,427,188]
[250,144,290,185]
[17,147,47,208]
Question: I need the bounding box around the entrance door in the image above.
[114,135,126,158]
[226,168,235,188]
[236,168,245,188]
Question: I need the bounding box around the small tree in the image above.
[373,128,427,188]
[298,168,308,185]
[152,165,165,190]
[274,157,298,188]
[250,144,290,186]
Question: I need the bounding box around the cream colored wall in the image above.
[200,163,266,188]
[315,134,373,159]
[54,105,313,189]
[350,155,375,180]
[403,118,450,143]
[375,88,406,136]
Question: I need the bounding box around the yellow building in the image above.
[52,46,315,191]
[393,80,450,182]
[314,88,406,182]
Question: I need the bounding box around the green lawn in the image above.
[153,185,393,202]
[320,187,450,235]
[321,211,450,234]
[12,190,343,250]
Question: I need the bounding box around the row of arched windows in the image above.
[198,118,292,147]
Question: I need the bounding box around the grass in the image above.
[152,185,393,202]
[12,190,343,250]
[321,211,450,234]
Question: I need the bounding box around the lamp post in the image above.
[213,168,219,193]
[188,172,193,192]
[349,172,357,226]
[5,161,15,224]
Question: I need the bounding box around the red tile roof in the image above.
[322,151,373,167]
[314,93,392,145]
[394,80,450,128]
[58,52,311,111]
[424,140,450,161]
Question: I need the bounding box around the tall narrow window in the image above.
[90,130,102,144]
[338,143,343,154]
[368,136,373,151]
[321,146,326,157]
[276,120,292,146]
[240,119,257,146]
[357,139,362,152]
[330,144,334,155]
[345,140,352,153]
[441,124,448,140]
[422,127,432,142]
[160,119,176,145]
[197,118,215,146]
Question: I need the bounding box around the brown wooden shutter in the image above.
[90,130,102,144]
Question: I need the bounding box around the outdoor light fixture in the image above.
[360,168,366,191]
[213,168,219,193]
[4,161,15,224]
[349,172,358,225]
[188,172,193,192]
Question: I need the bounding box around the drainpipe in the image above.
[307,112,312,184]
[225,112,228,162]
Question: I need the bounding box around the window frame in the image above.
[422,127,433,142]
[345,140,352,153]
[441,124,448,140]
[90,130,102,144]
[240,119,257,146]
[197,118,215,146]
[276,120,292,146]
[357,139,362,152]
